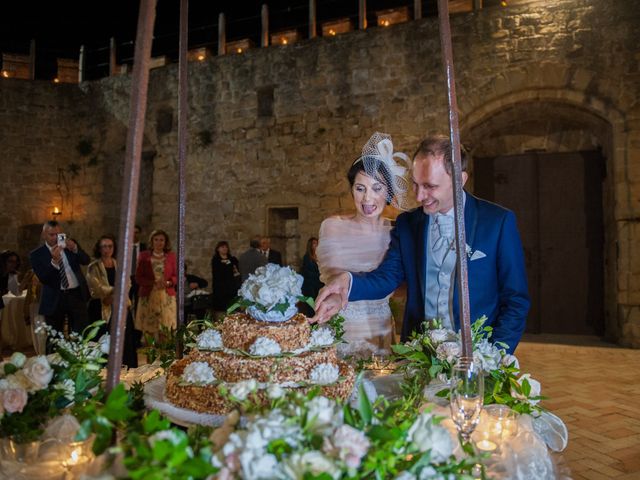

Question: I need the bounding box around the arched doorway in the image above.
[464,101,613,337]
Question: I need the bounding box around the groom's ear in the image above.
[461,171,469,186]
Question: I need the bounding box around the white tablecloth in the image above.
[1,291,33,351]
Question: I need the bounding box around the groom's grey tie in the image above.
[432,214,454,266]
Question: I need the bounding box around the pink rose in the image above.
[22,356,53,391]
[3,387,28,413]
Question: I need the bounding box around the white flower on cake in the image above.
[230,379,259,401]
[239,264,303,322]
[267,383,285,399]
[407,412,454,463]
[249,337,282,356]
[309,328,335,347]
[511,373,541,405]
[181,361,216,385]
[196,329,223,350]
[309,363,340,386]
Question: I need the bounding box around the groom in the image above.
[313,135,530,353]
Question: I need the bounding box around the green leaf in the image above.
[357,379,373,426]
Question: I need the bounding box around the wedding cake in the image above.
[165,264,355,414]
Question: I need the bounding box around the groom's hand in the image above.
[311,273,351,323]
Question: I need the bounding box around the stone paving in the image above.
[516,341,640,479]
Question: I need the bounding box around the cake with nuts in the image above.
[164,265,356,414]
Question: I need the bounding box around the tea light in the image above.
[476,439,497,452]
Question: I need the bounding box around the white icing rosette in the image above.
[249,337,282,356]
[182,361,217,385]
[196,329,223,350]
[309,363,340,385]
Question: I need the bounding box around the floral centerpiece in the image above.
[229,264,308,322]
[392,317,543,415]
[0,322,109,444]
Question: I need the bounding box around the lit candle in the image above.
[476,439,497,452]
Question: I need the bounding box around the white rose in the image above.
[9,352,27,368]
[309,363,340,385]
[230,379,258,401]
[267,383,285,399]
[309,328,335,347]
[182,361,216,385]
[3,387,28,413]
[428,328,455,346]
[21,356,53,391]
[323,424,370,469]
[196,329,223,350]
[501,354,520,370]
[407,412,454,463]
[249,337,282,356]
[282,451,340,480]
[511,373,541,405]
[307,396,343,434]
[435,342,461,364]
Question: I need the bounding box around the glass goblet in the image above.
[450,360,484,443]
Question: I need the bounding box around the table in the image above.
[1,291,33,351]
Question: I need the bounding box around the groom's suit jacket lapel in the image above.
[408,209,426,302]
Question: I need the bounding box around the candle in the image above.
[476,439,497,452]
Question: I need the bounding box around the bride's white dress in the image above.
[317,216,395,357]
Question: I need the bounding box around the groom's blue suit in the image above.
[350,192,530,353]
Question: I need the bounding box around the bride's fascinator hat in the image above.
[353,132,412,211]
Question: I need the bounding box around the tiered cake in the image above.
[165,265,355,414]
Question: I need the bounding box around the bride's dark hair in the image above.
[347,156,393,205]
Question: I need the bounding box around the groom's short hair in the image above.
[413,135,470,175]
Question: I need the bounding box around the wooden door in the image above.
[474,151,604,335]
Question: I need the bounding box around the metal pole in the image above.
[176,0,189,359]
[309,0,317,39]
[358,0,367,30]
[261,4,269,47]
[414,0,422,20]
[109,37,117,76]
[218,13,226,55]
[436,0,473,360]
[78,45,86,83]
[106,0,157,394]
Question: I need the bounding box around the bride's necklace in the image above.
[152,251,165,258]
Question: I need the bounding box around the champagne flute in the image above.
[450,360,484,443]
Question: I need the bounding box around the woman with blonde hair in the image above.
[134,229,177,340]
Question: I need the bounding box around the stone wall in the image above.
[1,0,639,345]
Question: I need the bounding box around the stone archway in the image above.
[461,96,619,341]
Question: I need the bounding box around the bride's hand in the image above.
[311,273,350,323]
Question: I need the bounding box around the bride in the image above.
[316,132,410,357]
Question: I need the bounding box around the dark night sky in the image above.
[0,0,419,80]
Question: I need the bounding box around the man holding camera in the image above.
[30,220,90,340]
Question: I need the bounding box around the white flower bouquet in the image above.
[230,264,307,322]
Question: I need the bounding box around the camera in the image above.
[56,233,67,248]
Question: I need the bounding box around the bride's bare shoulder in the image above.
[320,215,353,236]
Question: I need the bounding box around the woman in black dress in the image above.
[210,241,241,315]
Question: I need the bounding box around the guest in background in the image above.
[86,235,138,367]
[239,236,267,282]
[134,229,177,341]
[0,250,22,296]
[211,241,240,315]
[260,236,283,265]
[300,237,323,317]
[29,221,91,343]
[130,224,146,348]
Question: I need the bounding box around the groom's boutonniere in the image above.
[465,244,486,261]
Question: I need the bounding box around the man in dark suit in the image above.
[314,136,530,353]
[30,220,91,339]
[260,236,283,266]
[239,236,268,281]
